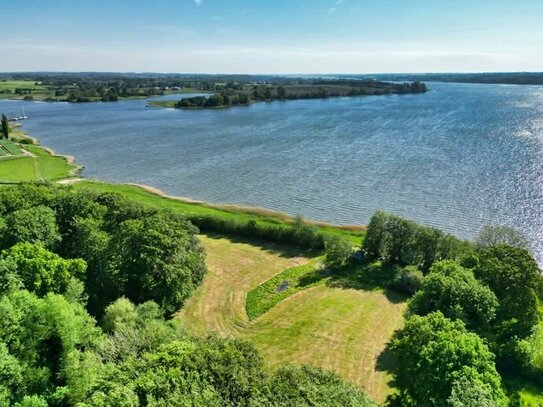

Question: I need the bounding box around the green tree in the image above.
[263,365,377,406]
[389,312,507,407]
[363,211,389,259]
[3,205,61,250]
[1,243,86,296]
[408,260,498,333]
[324,235,352,267]
[1,114,9,139]
[475,245,541,341]
[476,225,530,250]
[277,86,287,99]
[113,211,207,315]
[0,290,101,403]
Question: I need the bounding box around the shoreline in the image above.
[12,124,84,178]
[126,182,366,232]
[12,125,366,232]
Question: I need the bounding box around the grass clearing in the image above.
[178,234,406,403]
[0,137,78,183]
[505,376,543,406]
[178,234,310,335]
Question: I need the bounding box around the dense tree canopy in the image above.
[408,260,498,333]
[389,312,508,407]
[475,246,540,336]
[363,211,472,272]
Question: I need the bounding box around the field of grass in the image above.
[72,180,365,244]
[505,376,543,406]
[178,234,406,402]
[0,80,51,100]
[0,138,77,183]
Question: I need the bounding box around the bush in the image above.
[389,265,423,295]
[324,235,353,267]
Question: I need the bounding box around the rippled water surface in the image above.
[2,82,543,262]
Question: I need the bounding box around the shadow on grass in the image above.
[324,260,408,305]
[376,344,397,374]
[375,342,400,396]
[202,231,318,260]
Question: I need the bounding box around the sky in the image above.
[1,0,542,74]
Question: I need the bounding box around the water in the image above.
[1,82,542,263]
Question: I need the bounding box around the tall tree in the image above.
[1,114,9,139]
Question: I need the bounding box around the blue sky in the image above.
[2,0,542,73]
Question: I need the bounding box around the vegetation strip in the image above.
[246,259,322,320]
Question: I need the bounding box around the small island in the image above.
[151,78,428,110]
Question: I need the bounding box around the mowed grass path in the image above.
[179,234,406,402]
[179,234,309,335]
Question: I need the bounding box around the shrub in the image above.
[389,265,423,295]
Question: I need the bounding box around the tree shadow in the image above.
[202,232,317,260]
[376,343,397,374]
[325,260,397,289]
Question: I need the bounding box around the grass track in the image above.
[179,234,405,402]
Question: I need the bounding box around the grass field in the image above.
[73,180,365,244]
[178,234,406,402]
[0,136,78,182]
[0,80,51,100]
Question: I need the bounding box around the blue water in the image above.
[1,83,542,263]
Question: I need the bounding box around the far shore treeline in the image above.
[0,72,426,104]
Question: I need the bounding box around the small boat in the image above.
[6,108,29,122]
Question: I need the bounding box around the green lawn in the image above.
[0,141,77,183]
[505,376,543,406]
[178,234,405,403]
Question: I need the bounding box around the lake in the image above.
[1,82,542,263]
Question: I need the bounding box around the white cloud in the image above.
[193,0,202,5]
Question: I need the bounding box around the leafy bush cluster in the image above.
[363,210,474,272]
[188,215,327,250]
[0,184,206,316]
[362,212,543,405]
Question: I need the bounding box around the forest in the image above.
[0,184,541,406]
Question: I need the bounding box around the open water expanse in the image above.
[1,82,542,263]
